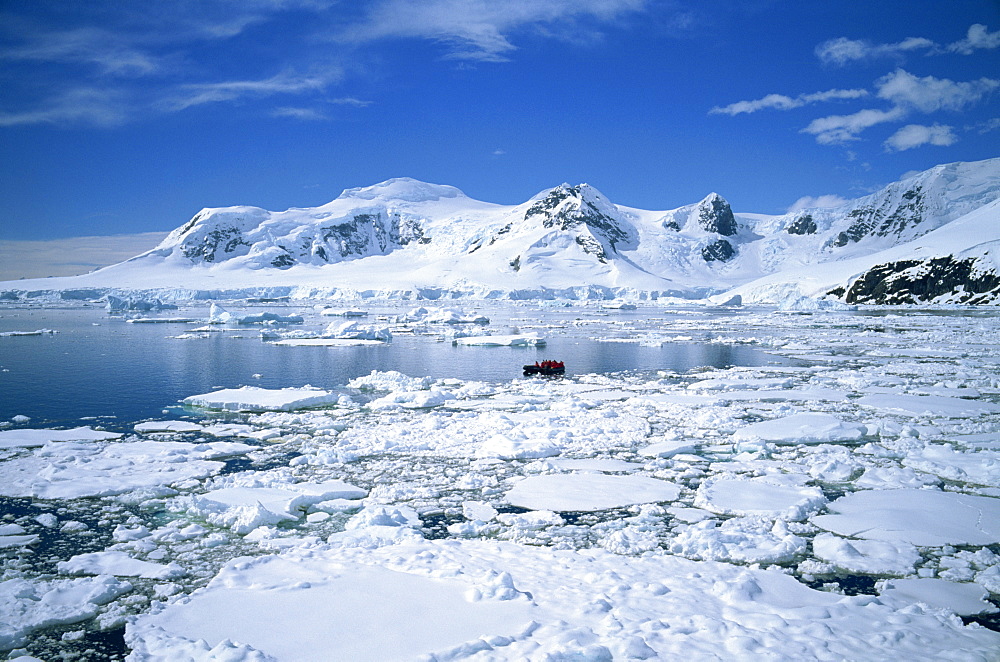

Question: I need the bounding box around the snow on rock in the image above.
[732,413,866,446]
[0,426,122,449]
[183,386,340,412]
[1,576,132,650]
[504,473,681,512]
[879,578,998,616]
[58,552,186,580]
[695,477,826,521]
[124,539,1000,660]
[0,440,252,499]
[811,533,921,576]
[811,489,1000,546]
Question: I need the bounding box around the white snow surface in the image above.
[504,473,682,511]
[4,158,998,302]
[0,426,121,449]
[183,386,340,411]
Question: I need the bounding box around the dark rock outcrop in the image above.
[845,255,1000,304]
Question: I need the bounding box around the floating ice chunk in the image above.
[320,308,367,317]
[476,434,560,460]
[368,388,456,409]
[688,377,794,391]
[547,458,642,472]
[192,480,366,534]
[207,303,232,324]
[105,295,175,313]
[811,489,1000,546]
[505,474,681,512]
[183,386,340,412]
[0,575,132,650]
[0,329,56,337]
[902,444,1000,487]
[347,370,434,392]
[857,393,1000,418]
[812,533,920,576]
[462,501,499,522]
[273,337,385,346]
[777,295,856,311]
[58,551,185,580]
[0,523,38,549]
[880,578,997,616]
[344,504,421,530]
[0,440,251,499]
[200,423,255,437]
[640,438,697,458]
[235,312,304,325]
[733,413,866,446]
[854,466,940,490]
[125,553,533,662]
[127,317,198,324]
[695,477,826,520]
[134,421,204,433]
[0,426,121,449]
[453,334,545,346]
[670,516,807,564]
[323,320,392,342]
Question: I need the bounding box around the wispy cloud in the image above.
[800,106,907,145]
[787,194,849,213]
[709,88,868,116]
[338,0,648,62]
[161,69,341,112]
[0,88,128,127]
[875,69,999,113]
[816,23,1000,65]
[0,26,160,77]
[816,35,938,66]
[883,123,957,152]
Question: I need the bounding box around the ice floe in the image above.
[695,476,826,520]
[0,426,122,449]
[183,386,341,412]
[811,489,1000,546]
[504,473,681,511]
[732,413,867,446]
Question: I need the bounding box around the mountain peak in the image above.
[336,178,467,204]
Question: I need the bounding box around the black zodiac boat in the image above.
[523,360,565,376]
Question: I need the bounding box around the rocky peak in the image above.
[524,184,634,249]
[696,193,738,236]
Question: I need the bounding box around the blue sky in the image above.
[2,0,999,248]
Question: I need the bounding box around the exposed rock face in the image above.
[786,214,817,235]
[702,239,735,262]
[521,184,637,263]
[845,255,1000,304]
[697,194,738,236]
[831,186,926,248]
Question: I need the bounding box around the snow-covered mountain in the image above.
[2,158,999,303]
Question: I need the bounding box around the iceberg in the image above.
[182,386,340,411]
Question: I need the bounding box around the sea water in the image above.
[0,302,796,427]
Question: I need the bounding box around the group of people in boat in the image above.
[534,360,564,370]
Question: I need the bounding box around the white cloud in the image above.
[973,117,1000,134]
[948,23,1000,55]
[0,27,160,77]
[162,68,340,111]
[876,69,1000,113]
[0,232,168,280]
[815,35,938,65]
[883,123,957,152]
[0,88,128,127]
[800,106,907,144]
[710,88,868,116]
[787,194,849,213]
[271,106,328,120]
[339,0,648,62]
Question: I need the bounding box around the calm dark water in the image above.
[0,305,795,428]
